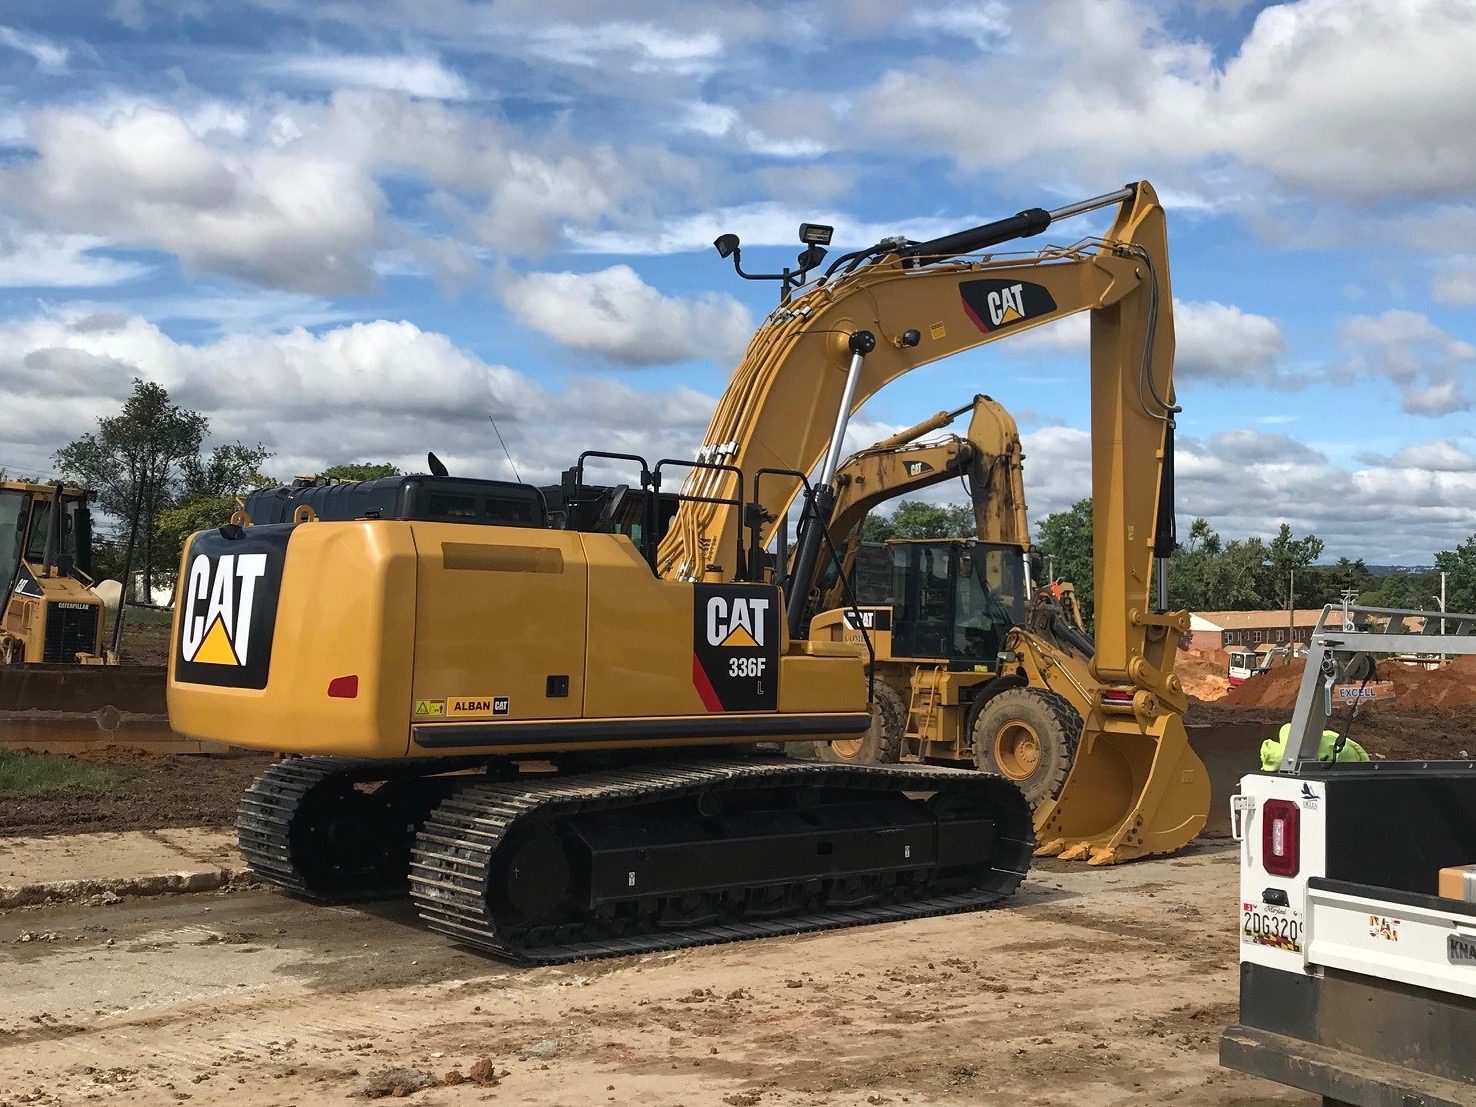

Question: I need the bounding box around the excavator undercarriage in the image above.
[239,754,1032,963]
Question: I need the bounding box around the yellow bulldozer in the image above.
[0,480,112,666]
[168,181,1208,962]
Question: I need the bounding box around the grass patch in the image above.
[0,751,132,798]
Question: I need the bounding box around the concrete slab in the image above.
[0,826,242,907]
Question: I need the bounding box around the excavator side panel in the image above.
[170,521,871,759]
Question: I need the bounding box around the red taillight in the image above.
[1262,799,1301,877]
[327,675,359,699]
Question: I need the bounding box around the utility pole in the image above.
[1287,567,1295,648]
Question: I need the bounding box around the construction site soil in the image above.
[0,749,272,838]
[0,846,1301,1107]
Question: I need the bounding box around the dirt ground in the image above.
[1187,700,1476,760]
[0,844,1309,1107]
[0,749,272,838]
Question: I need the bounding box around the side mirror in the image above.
[1027,551,1045,585]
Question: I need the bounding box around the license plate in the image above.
[1242,901,1303,953]
[1450,934,1476,965]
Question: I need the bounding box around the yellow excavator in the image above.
[801,396,1098,807]
[0,480,111,665]
[168,181,1207,962]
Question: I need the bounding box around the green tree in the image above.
[887,500,975,539]
[1035,498,1094,620]
[55,380,207,602]
[1434,532,1476,614]
[319,462,400,482]
[1264,523,1326,608]
[859,499,976,544]
[156,442,274,566]
[860,513,894,543]
[1170,519,1271,611]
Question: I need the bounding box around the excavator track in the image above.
[408,758,1033,964]
[237,755,480,902]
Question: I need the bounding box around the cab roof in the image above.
[0,480,91,499]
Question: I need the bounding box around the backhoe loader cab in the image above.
[853,538,1026,667]
[0,481,107,665]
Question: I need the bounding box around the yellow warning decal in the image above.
[413,699,446,718]
[929,322,947,340]
[193,616,242,666]
[448,696,509,718]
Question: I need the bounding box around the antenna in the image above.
[488,415,523,483]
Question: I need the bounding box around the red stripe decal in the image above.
[961,297,992,333]
[691,654,724,713]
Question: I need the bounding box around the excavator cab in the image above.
[0,481,106,665]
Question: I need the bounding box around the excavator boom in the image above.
[660,181,1207,862]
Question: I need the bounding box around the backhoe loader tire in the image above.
[816,682,905,765]
[972,688,1081,808]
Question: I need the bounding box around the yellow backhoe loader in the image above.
[800,397,1098,808]
[168,181,1207,963]
[0,480,111,666]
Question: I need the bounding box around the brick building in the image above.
[1188,609,1326,653]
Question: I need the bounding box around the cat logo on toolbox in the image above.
[174,527,287,691]
[692,585,779,712]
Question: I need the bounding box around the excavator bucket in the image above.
[1032,712,1210,866]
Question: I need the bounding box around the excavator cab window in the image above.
[0,488,28,615]
[22,495,90,577]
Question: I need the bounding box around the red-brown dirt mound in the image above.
[1222,655,1476,711]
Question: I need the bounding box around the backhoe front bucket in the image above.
[1032,712,1209,865]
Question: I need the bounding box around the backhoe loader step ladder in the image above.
[905,667,946,741]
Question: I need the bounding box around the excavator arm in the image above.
[659,181,1207,863]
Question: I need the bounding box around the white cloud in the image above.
[909,3,1010,49]
[500,265,754,367]
[0,25,68,73]
[1433,259,1476,306]
[675,102,827,158]
[2,105,384,294]
[1173,300,1292,385]
[527,22,723,76]
[1363,440,1476,473]
[0,89,709,292]
[571,201,979,256]
[1019,423,1476,562]
[0,309,719,487]
[0,229,152,288]
[848,0,1476,202]
[1334,310,1476,416]
[1008,298,1292,385]
[275,52,472,100]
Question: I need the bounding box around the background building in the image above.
[1188,610,1326,653]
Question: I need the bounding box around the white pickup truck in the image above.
[1220,604,1476,1107]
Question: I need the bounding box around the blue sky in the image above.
[0,0,1472,562]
